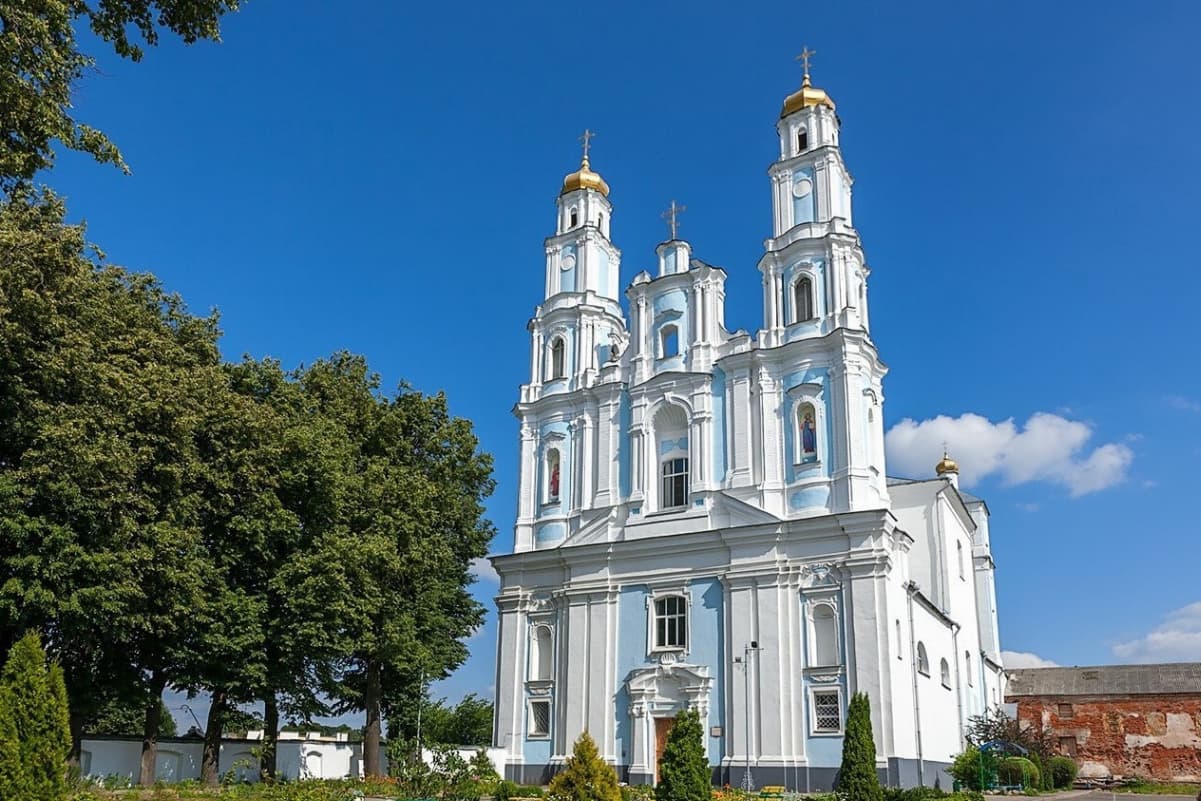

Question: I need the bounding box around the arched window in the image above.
[797,402,818,463]
[896,620,903,659]
[812,604,839,666]
[797,129,809,153]
[544,448,561,503]
[940,658,951,688]
[549,338,566,380]
[598,212,604,229]
[654,596,687,649]
[659,324,679,358]
[792,277,814,323]
[916,642,930,676]
[957,541,965,579]
[569,207,579,228]
[965,651,973,686]
[531,626,553,681]
[654,404,689,510]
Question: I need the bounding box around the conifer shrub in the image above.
[1047,756,1077,789]
[836,692,883,801]
[0,632,72,801]
[547,731,621,801]
[655,709,710,801]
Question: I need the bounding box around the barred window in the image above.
[813,691,841,732]
[661,457,689,508]
[654,596,687,649]
[530,700,551,737]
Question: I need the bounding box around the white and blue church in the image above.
[490,61,1006,790]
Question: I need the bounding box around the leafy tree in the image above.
[656,708,710,801]
[86,696,177,737]
[965,705,1053,760]
[0,632,71,801]
[0,0,241,194]
[836,692,882,801]
[547,731,621,801]
[281,355,496,777]
[421,693,495,747]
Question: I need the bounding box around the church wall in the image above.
[911,605,963,766]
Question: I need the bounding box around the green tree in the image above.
[421,693,495,747]
[86,696,177,737]
[281,355,496,777]
[0,0,241,194]
[656,708,710,801]
[547,730,621,801]
[0,632,71,801]
[836,692,882,801]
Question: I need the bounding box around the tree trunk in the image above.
[68,711,85,771]
[138,673,168,786]
[261,692,279,781]
[363,659,383,777]
[201,688,227,785]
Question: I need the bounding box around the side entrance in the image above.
[654,717,673,784]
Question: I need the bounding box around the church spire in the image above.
[781,45,836,117]
[561,129,610,197]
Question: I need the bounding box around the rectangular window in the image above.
[655,596,687,649]
[1059,736,1077,757]
[1058,703,1073,719]
[813,691,841,733]
[661,458,689,508]
[530,700,551,737]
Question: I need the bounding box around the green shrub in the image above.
[496,780,522,801]
[622,785,656,801]
[883,787,947,801]
[948,748,999,791]
[520,786,547,798]
[548,731,619,801]
[0,633,72,801]
[836,693,883,801]
[1047,757,1077,789]
[656,710,710,801]
[996,757,1040,788]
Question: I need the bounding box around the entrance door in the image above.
[654,717,674,783]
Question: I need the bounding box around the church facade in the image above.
[490,63,1006,790]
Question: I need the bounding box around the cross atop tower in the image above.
[796,45,816,80]
[661,199,686,240]
[579,129,595,162]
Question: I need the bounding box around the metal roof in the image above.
[1006,663,1201,697]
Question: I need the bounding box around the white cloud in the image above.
[885,412,1133,497]
[1166,395,1201,413]
[1113,601,1201,663]
[470,557,498,583]
[1017,502,1040,513]
[1001,650,1060,669]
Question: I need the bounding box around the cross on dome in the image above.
[661,199,686,240]
[796,45,816,79]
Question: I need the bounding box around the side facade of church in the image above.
[490,67,1006,790]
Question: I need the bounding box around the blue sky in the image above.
[49,0,1201,728]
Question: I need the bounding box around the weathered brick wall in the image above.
[1014,695,1201,782]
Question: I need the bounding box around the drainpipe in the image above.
[952,623,964,750]
[904,581,923,785]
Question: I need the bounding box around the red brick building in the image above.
[1005,663,1201,783]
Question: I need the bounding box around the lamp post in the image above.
[734,641,761,792]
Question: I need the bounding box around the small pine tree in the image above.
[656,709,710,801]
[836,692,883,801]
[0,633,72,801]
[547,731,622,801]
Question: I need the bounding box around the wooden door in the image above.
[655,717,674,783]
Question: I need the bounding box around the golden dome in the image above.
[560,156,610,197]
[935,452,960,476]
[781,74,836,118]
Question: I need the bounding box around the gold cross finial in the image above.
[796,46,816,80]
[579,129,595,162]
[661,199,687,240]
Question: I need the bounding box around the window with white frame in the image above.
[654,595,687,650]
[940,658,951,688]
[916,642,929,676]
[529,700,551,737]
[797,128,809,153]
[811,603,839,666]
[812,690,842,733]
[792,276,814,323]
[661,457,689,508]
[569,207,578,228]
[659,324,679,359]
[543,448,561,504]
[549,338,566,380]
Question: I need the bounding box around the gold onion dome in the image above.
[781,73,836,118]
[935,452,960,476]
[561,156,610,197]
